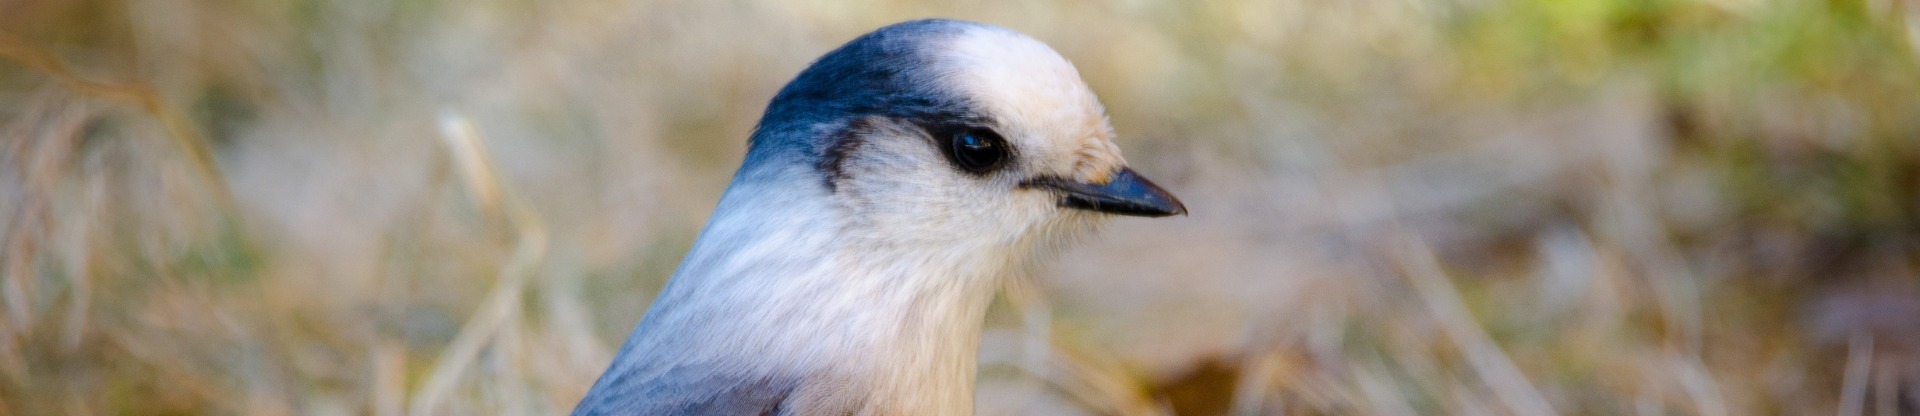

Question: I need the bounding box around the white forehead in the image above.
[931,25,1125,182]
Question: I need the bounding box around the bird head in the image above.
[736,19,1184,267]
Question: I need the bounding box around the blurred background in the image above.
[3,0,1919,414]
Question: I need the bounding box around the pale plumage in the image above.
[574,19,1184,415]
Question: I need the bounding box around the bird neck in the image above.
[639,173,1019,414]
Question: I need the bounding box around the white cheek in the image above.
[835,135,1074,252]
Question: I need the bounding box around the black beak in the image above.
[1025,167,1187,217]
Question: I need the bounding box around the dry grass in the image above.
[4,0,1919,414]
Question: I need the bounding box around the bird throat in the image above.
[769,242,1010,414]
[641,180,1023,414]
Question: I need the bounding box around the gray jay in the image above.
[574,19,1185,415]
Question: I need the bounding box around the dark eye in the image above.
[949,128,1009,173]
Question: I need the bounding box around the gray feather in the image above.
[572,364,799,416]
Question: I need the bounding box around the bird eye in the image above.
[949,128,1008,173]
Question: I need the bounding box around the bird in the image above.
[573,19,1186,415]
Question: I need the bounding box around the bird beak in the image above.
[1026,167,1187,217]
